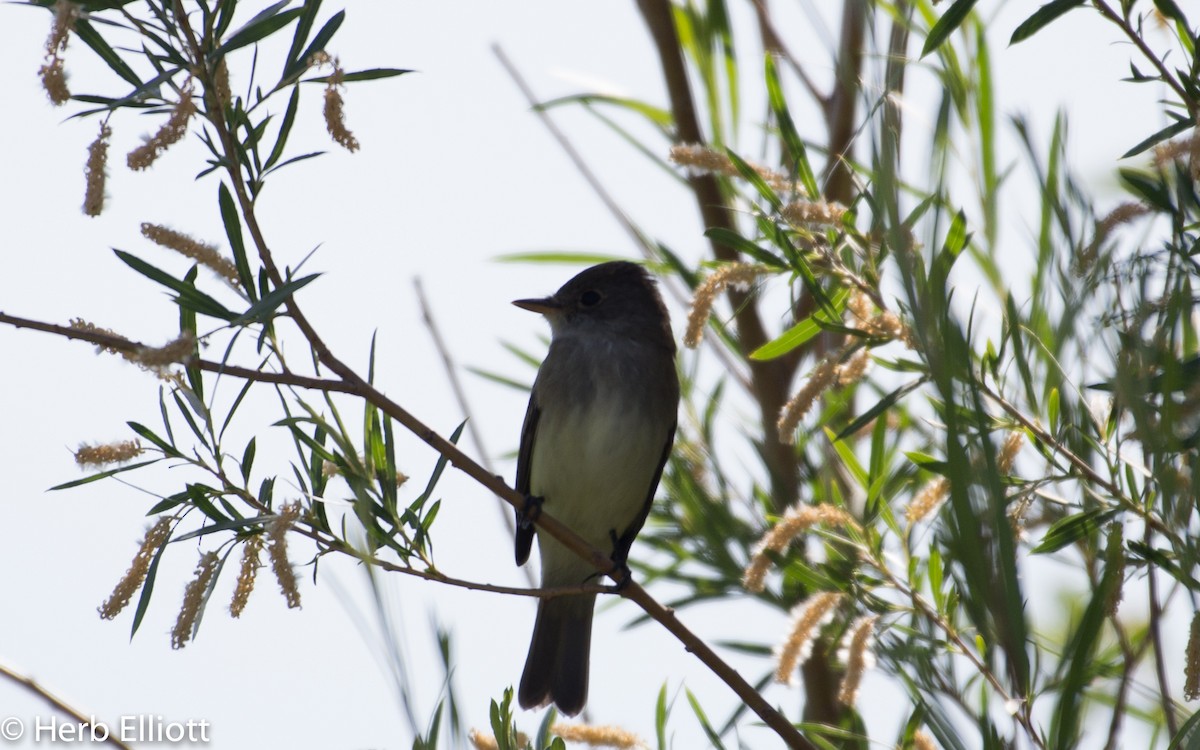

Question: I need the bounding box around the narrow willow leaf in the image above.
[835,378,927,441]
[724,148,782,212]
[1153,0,1186,24]
[704,227,787,270]
[232,273,320,325]
[264,87,301,173]
[218,184,255,301]
[923,0,980,57]
[296,10,345,71]
[283,0,324,79]
[218,7,303,56]
[765,54,818,197]
[655,684,668,750]
[48,459,161,491]
[825,427,868,488]
[172,515,273,542]
[1166,706,1200,750]
[1119,168,1174,212]
[536,93,672,127]
[494,251,623,265]
[685,690,727,750]
[1009,0,1086,45]
[73,19,142,87]
[127,421,183,458]
[130,521,171,639]
[1032,508,1119,554]
[750,288,850,361]
[114,250,237,321]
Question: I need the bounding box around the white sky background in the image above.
[0,2,1180,748]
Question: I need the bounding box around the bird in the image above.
[512,261,679,716]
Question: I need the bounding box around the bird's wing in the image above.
[514,391,540,566]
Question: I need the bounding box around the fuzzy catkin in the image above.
[98,517,172,619]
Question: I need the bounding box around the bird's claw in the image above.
[518,493,544,529]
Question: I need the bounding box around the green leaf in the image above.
[48,459,161,491]
[655,683,668,750]
[765,54,818,197]
[835,378,926,441]
[411,421,468,511]
[241,438,257,483]
[1009,0,1086,45]
[1153,0,1187,24]
[217,5,303,56]
[750,288,850,361]
[923,0,980,57]
[703,227,787,270]
[279,0,325,85]
[494,251,624,265]
[1119,168,1174,213]
[305,68,414,84]
[930,210,969,292]
[218,184,255,300]
[725,148,781,211]
[127,421,183,458]
[685,690,726,750]
[1032,508,1119,554]
[130,518,173,638]
[232,273,320,325]
[536,93,672,127]
[825,427,868,488]
[1167,707,1200,750]
[172,515,272,542]
[1118,114,1195,159]
[264,87,301,173]
[114,250,237,321]
[905,451,949,473]
[72,19,142,88]
[296,10,345,71]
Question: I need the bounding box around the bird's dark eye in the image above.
[580,290,603,307]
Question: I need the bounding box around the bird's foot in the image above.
[518,493,544,529]
[606,529,633,592]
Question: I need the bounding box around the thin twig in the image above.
[1145,524,1180,737]
[1091,0,1194,118]
[870,560,1047,750]
[0,663,134,750]
[980,383,1176,540]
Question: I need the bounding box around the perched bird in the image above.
[512,261,679,716]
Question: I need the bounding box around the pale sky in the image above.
[0,2,1174,748]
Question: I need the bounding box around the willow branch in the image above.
[1091,0,1194,118]
[0,663,134,750]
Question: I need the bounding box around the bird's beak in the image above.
[513,296,561,315]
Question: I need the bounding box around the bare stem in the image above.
[0,663,134,750]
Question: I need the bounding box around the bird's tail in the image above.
[518,594,596,716]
